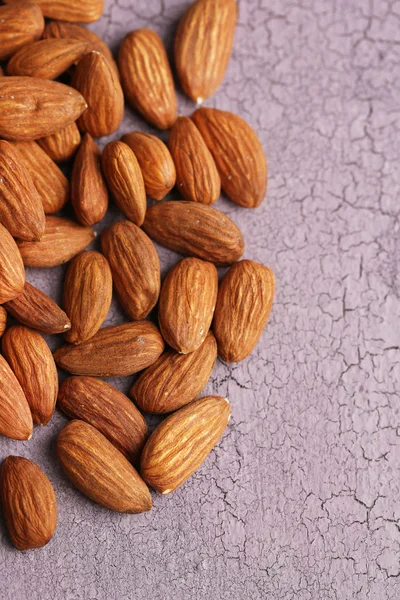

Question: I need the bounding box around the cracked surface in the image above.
[0,0,399,598]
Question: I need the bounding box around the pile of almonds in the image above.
[0,0,275,551]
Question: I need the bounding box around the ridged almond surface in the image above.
[102,141,146,226]
[213,260,275,362]
[121,132,176,201]
[141,396,230,494]
[0,3,44,61]
[63,251,112,344]
[159,257,218,354]
[101,221,160,321]
[0,223,25,304]
[43,20,114,64]
[118,29,177,130]
[142,201,244,266]
[4,0,104,23]
[175,0,237,103]
[57,420,152,513]
[54,322,165,377]
[0,457,57,551]
[131,332,217,414]
[0,307,7,337]
[0,355,32,441]
[37,122,81,163]
[168,116,220,204]
[192,107,268,208]
[58,377,147,463]
[7,39,89,79]
[2,325,58,426]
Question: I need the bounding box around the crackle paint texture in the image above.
[0,1,399,599]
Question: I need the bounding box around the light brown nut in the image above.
[37,122,81,163]
[7,39,89,79]
[0,355,32,440]
[0,2,44,61]
[0,307,7,337]
[3,0,104,23]
[0,223,25,304]
[43,20,115,65]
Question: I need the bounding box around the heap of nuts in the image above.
[0,0,275,551]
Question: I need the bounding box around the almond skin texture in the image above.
[63,251,112,344]
[0,457,57,551]
[0,307,7,337]
[118,29,177,130]
[141,396,230,494]
[58,377,147,463]
[101,221,160,321]
[192,107,268,208]
[131,332,217,414]
[101,142,146,226]
[159,257,218,354]
[121,132,176,201]
[0,2,44,61]
[4,0,104,23]
[0,223,25,304]
[18,216,95,268]
[54,322,165,377]
[0,77,87,141]
[57,420,152,513]
[175,0,237,103]
[0,355,33,441]
[71,133,108,226]
[7,39,89,79]
[43,20,114,64]
[4,282,71,335]
[37,122,81,163]
[2,325,58,426]
[168,116,220,205]
[213,260,275,362]
[72,51,124,138]
[142,201,244,266]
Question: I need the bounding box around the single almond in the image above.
[142,201,244,266]
[0,2,44,61]
[101,221,160,321]
[0,223,25,304]
[57,420,152,513]
[58,377,147,463]
[63,251,112,344]
[2,325,58,426]
[213,260,275,362]
[7,39,89,79]
[43,20,115,65]
[141,396,230,494]
[0,307,7,337]
[4,0,104,23]
[118,29,177,130]
[0,355,32,441]
[37,122,81,163]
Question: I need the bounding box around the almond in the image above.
[37,122,81,163]
[142,201,244,266]
[63,251,112,344]
[131,331,217,414]
[4,0,104,23]
[118,29,177,130]
[0,355,32,440]
[57,420,152,513]
[168,116,220,205]
[121,132,176,201]
[213,260,275,362]
[175,0,237,103]
[192,107,268,208]
[54,322,165,377]
[101,141,146,226]
[101,221,160,321]
[71,133,108,226]
[7,39,89,79]
[0,457,57,551]
[17,216,95,268]
[2,325,58,426]
[0,2,44,61]
[43,20,115,65]
[0,223,25,304]
[159,257,218,354]
[141,396,230,494]
[0,307,7,337]
[58,377,147,463]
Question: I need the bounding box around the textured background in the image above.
[0,0,399,598]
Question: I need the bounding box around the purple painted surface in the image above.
[0,0,399,598]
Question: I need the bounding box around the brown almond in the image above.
[0,223,25,304]
[101,221,160,321]
[58,377,147,463]
[101,141,146,226]
[142,201,244,266]
[0,2,44,61]
[141,396,230,494]
[43,20,115,65]
[2,325,58,426]
[0,355,32,441]
[7,39,89,79]
[192,107,267,208]
[118,29,177,130]
[0,307,7,337]
[37,122,81,163]
[63,251,112,344]
[131,332,217,414]
[0,457,57,551]
[54,322,165,377]
[4,0,104,23]
[57,420,152,513]
[213,260,275,362]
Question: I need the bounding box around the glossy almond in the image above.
[58,377,147,463]
[37,122,81,163]
[4,0,104,23]
[0,307,7,337]
[0,2,44,61]
[57,420,152,513]
[0,223,25,304]
[118,29,177,129]
[141,396,230,494]
[63,251,112,344]
[7,39,89,79]
[2,325,58,426]
[43,20,114,64]
[0,356,32,441]
[142,201,244,266]
[213,260,275,362]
